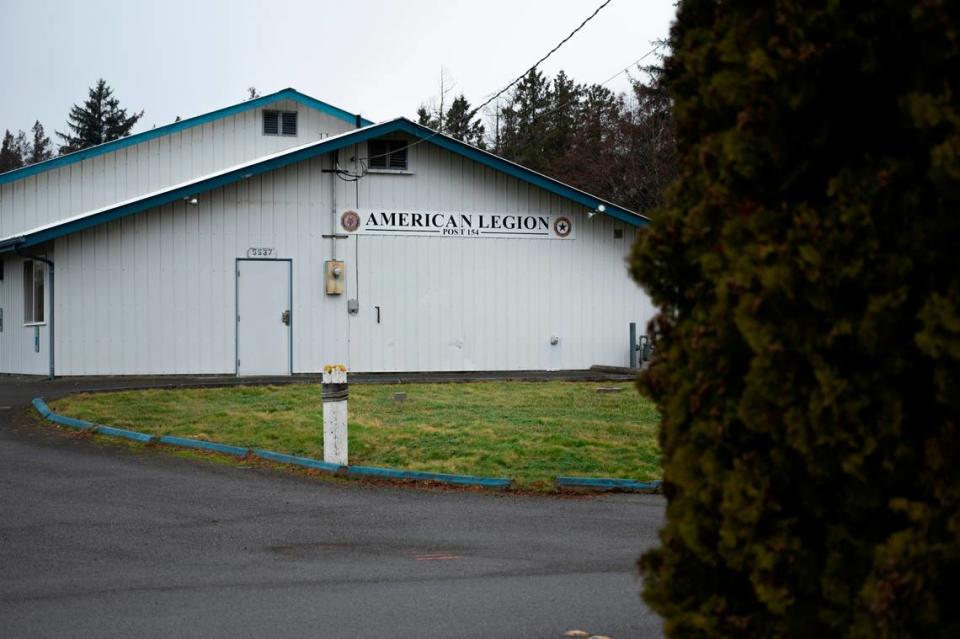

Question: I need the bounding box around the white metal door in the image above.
[236,260,291,376]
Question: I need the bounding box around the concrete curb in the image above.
[253,449,343,473]
[33,397,655,494]
[555,476,662,493]
[33,398,157,442]
[346,465,513,490]
[32,397,514,490]
[158,435,250,458]
[94,424,156,443]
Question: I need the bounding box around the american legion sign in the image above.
[341,210,574,239]
[0,88,653,376]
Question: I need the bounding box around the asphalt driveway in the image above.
[0,374,664,638]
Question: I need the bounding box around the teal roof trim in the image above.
[0,118,646,251]
[0,88,371,187]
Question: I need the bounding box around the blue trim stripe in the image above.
[158,435,250,457]
[555,476,662,492]
[0,88,371,187]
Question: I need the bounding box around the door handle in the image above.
[281,310,290,325]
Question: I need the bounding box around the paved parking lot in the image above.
[0,374,664,638]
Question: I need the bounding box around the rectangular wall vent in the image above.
[263,110,297,136]
[263,110,279,135]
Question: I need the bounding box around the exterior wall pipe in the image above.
[629,322,637,369]
[330,152,337,260]
[15,247,55,379]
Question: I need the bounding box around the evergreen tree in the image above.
[0,130,25,173]
[28,121,53,164]
[632,1,960,636]
[411,66,677,214]
[542,70,581,160]
[442,95,485,148]
[14,129,31,163]
[57,79,144,154]
[498,69,552,172]
[416,105,441,130]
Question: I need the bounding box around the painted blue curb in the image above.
[32,397,515,490]
[555,476,662,492]
[33,398,95,430]
[346,465,514,489]
[91,425,156,443]
[31,398,52,418]
[33,397,153,441]
[159,435,249,458]
[253,449,344,474]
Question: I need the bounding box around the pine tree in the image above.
[416,105,441,130]
[542,70,581,160]
[28,121,53,164]
[14,129,31,163]
[57,79,144,154]
[632,1,960,636]
[0,130,25,173]
[442,95,486,148]
[499,69,552,172]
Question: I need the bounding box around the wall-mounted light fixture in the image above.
[588,203,606,219]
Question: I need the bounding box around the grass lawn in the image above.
[50,381,661,490]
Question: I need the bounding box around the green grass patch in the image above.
[50,381,661,490]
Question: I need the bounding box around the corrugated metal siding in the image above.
[0,99,356,240]
[5,141,652,375]
[0,254,51,375]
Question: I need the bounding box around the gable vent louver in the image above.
[263,110,280,135]
[281,111,298,136]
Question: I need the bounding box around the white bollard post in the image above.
[322,365,348,466]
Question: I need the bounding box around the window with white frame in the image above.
[23,260,45,324]
[263,110,298,136]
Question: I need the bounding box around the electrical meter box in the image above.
[325,260,345,295]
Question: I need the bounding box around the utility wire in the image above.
[346,0,618,172]
[525,43,663,127]
[468,0,615,120]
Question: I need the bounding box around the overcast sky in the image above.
[1,0,675,141]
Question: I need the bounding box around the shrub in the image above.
[630,1,960,636]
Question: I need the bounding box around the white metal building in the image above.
[0,89,653,376]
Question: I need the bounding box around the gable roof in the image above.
[0,118,647,252]
[0,88,373,187]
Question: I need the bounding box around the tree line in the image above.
[0,78,143,173]
[416,64,676,215]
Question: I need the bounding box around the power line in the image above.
[526,43,663,127]
[350,0,618,171]
[469,0,616,119]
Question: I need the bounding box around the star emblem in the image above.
[554,216,572,237]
